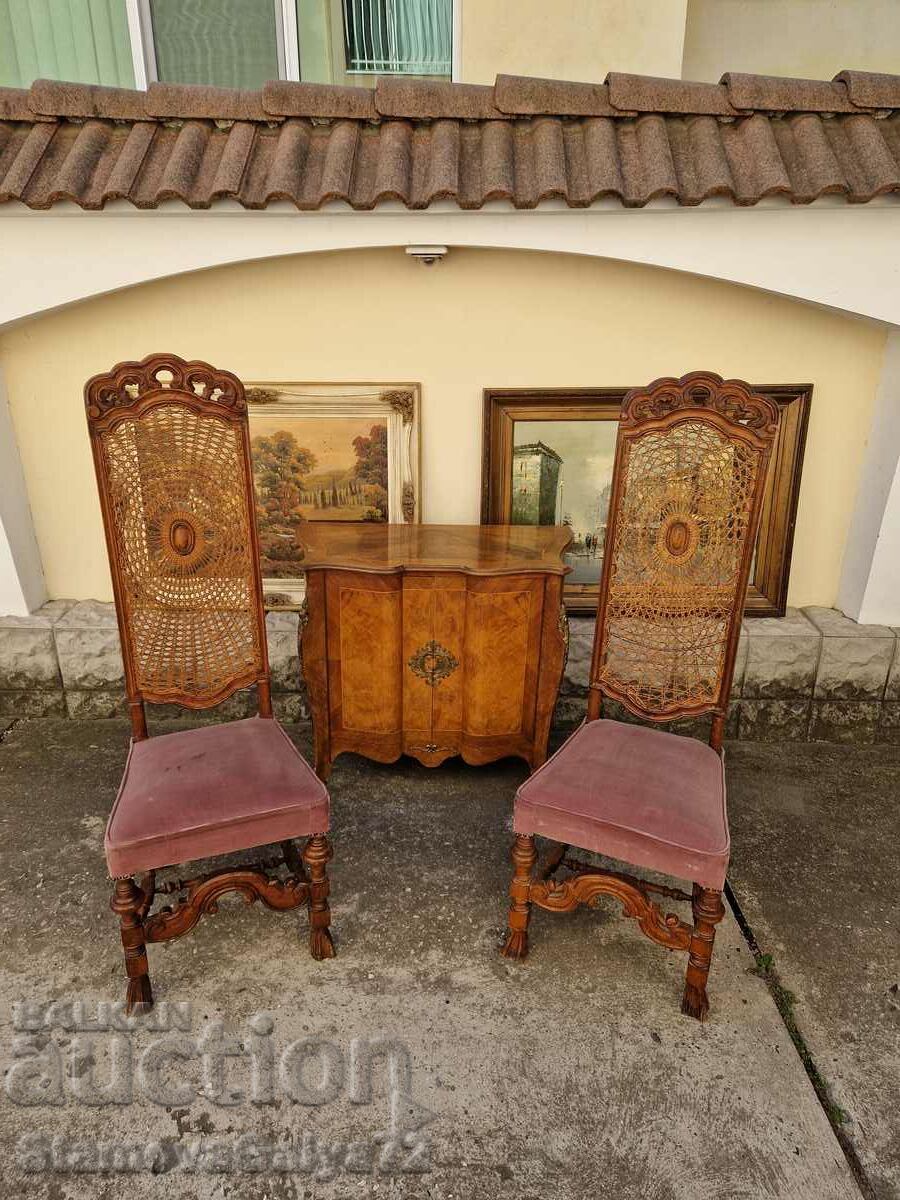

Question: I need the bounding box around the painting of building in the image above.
[511,442,562,526]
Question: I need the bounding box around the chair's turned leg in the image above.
[681,884,725,1021]
[111,876,153,1015]
[500,834,537,961]
[302,834,336,961]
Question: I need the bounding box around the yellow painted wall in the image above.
[460,0,687,85]
[683,0,900,82]
[0,248,885,607]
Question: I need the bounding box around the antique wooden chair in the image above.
[500,372,779,1020]
[85,354,335,1015]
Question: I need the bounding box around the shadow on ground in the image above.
[0,718,888,1199]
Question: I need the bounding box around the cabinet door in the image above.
[402,573,464,764]
[325,570,403,763]
[461,574,545,760]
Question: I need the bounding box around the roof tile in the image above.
[30,79,148,120]
[0,86,49,121]
[146,83,269,122]
[607,73,737,116]
[835,70,900,110]
[375,78,505,119]
[1,71,899,212]
[494,75,619,117]
[262,80,377,120]
[722,72,856,113]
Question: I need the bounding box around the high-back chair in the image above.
[500,372,779,1020]
[85,354,335,1015]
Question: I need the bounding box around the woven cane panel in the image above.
[100,403,263,701]
[597,420,761,716]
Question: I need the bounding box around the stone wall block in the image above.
[809,700,881,745]
[561,616,594,697]
[743,609,820,699]
[0,614,60,690]
[273,693,310,723]
[0,689,66,717]
[739,699,812,741]
[65,690,128,720]
[730,628,749,697]
[265,610,302,693]
[803,606,895,700]
[54,600,124,691]
[884,630,900,702]
[878,703,900,743]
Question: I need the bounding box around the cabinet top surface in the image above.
[295,524,572,576]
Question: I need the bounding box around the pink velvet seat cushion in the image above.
[105,717,329,877]
[514,719,729,889]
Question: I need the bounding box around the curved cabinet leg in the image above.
[681,884,725,1021]
[111,876,153,1015]
[501,834,537,960]
[302,834,336,961]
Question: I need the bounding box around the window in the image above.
[133,0,298,88]
[144,0,283,89]
[0,0,454,91]
[343,0,452,76]
[0,0,135,89]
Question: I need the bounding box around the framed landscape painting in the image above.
[246,382,421,607]
[481,385,811,618]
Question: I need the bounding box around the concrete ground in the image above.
[0,718,894,1200]
[726,742,900,1200]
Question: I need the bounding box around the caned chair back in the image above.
[84,354,271,738]
[589,372,779,735]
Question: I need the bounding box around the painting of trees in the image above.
[352,423,389,520]
[252,429,316,575]
[253,430,317,523]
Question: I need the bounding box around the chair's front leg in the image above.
[681,884,725,1021]
[302,834,336,960]
[111,876,153,1015]
[501,833,537,960]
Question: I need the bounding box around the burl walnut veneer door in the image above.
[460,574,545,765]
[402,574,465,765]
[324,570,404,765]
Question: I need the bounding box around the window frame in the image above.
[126,0,299,88]
[124,0,458,89]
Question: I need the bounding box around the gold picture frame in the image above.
[246,381,421,607]
[481,385,811,618]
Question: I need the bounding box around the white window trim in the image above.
[124,0,457,90]
[451,0,461,82]
[124,0,302,90]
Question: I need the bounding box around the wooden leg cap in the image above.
[310,926,336,961]
[500,928,529,960]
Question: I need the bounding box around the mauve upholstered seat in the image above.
[514,720,729,889]
[105,718,329,877]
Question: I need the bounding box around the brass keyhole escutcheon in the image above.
[408,640,459,688]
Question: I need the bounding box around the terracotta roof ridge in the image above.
[720,71,856,113]
[0,69,897,127]
[606,72,738,117]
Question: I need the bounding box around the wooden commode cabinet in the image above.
[296,525,571,778]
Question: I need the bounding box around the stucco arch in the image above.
[0,200,899,331]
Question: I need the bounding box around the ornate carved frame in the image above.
[481,382,810,617]
[245,381,422,608]
[85,354,335,1014]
